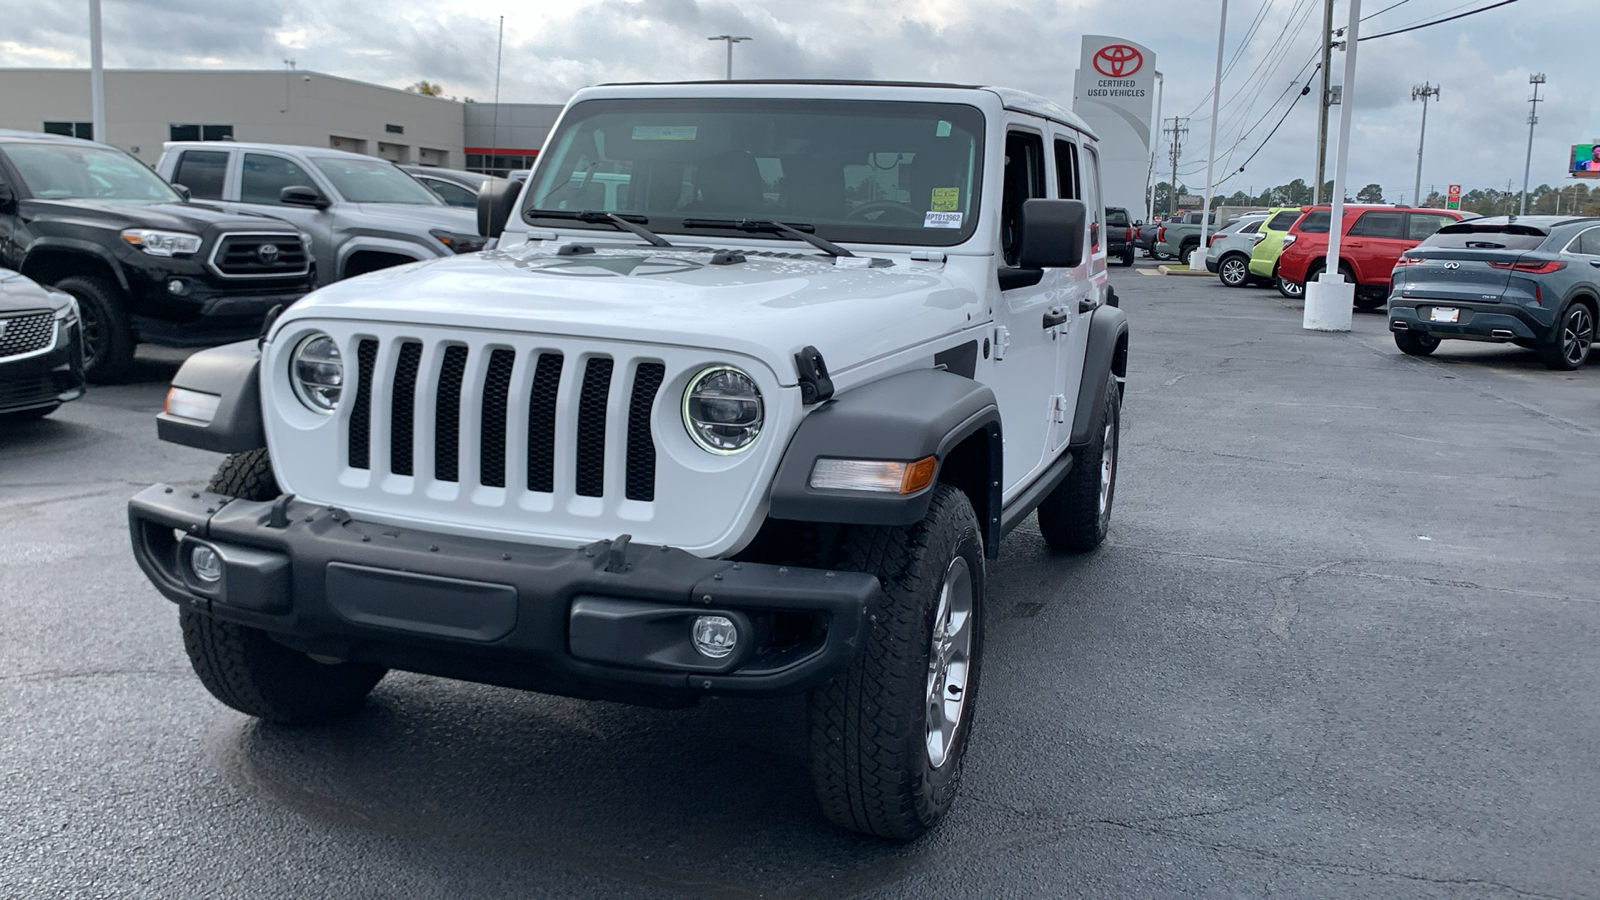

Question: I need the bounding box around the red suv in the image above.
[1275,206,1468,308]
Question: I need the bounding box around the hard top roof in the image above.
[163,140,382,161]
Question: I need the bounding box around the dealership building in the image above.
[0,68,562,175]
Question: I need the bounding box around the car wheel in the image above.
[1036,376,1120,552]
[809,484,986,840]
[1354,294,1387,310]
[1218,254,1250,288]
[1276,275,1305,299]
[1179,244,1197,267]
[51,275,135,383]
[1540,302,1595,370]
[1394,330,1440,357]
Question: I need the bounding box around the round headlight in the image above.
[290,332,343,414]
[683,366,763,454]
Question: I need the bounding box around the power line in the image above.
[1185,0,1315,118]
[1213,65,1321,189]
[1359,0,1519,40]
[1360,0,1413,21]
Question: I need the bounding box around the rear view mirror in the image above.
[280,185,330,209]
[1017,199,1087,269]
[477,177,520,239]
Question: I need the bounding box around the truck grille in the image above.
[211,233,310,278]
[0,312,55,360]
[346,339,666,503]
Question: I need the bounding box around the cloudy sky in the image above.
[3,0,1593,200]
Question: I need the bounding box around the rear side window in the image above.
[240,153,314,205]
[1348,211,1405,238]
[1001,131,1046,266]
[1267,210,1299,230]
[171,150,227,200]
[1241,221,1261,234]
[1054,139,1080,200]
[1422,224,1548,251]
[1296,210,1332,233]
[1407,213,1455,241]
[1574,227,1600,256]
[1082,146,1103,243]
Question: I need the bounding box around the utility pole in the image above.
[1521,73,1545,215]
[1314,0,1334,204]
[1411,83,1439,211]
[1196,0,1229,267]
[707,35,752,80]
[1164,117,1189,217]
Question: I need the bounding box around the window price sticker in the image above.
[924,211,963,229]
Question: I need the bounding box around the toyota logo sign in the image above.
[258,244,281,265]
[1093,44,1144,78]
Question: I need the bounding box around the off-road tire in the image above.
[1394,330,1440,357]
[1218,253,1251,288]
[52,275,135,383]
[1540,302,1594,371]
[180,609,386,724]
[1037,376,1120,552]
[809,484,986,840]
[1120,247,1135,267]
[206,448,281,500]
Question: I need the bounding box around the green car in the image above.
[1248,207,1306,295]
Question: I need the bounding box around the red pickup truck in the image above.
[1275,206,1468,308]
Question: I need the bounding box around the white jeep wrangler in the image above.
[130,81,1129,840]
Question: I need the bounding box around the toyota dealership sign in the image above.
[1075,35,1158,216]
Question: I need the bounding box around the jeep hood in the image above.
[277,240,982,381]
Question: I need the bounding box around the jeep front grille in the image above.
[345,339,663,503]
[0,312,56,360]
[210,233,311,278]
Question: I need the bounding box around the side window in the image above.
[1082,145,1103,250]
[1407,213,1454,241]
[422,178,476,207]
[1297,210,1332,233]
[1268,210,1299,231]
[1000,131,1046,267]
[171,150,228,200]
[1348,211,1405,238]
[1577,227,1600,256]
[240,153,314,205]
[1053,139,1080,199]
[1240,221,1261,234]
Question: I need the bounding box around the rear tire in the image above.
[1276,274,1304,299]
[1037,376,1120,552]
[809,484,986,840]
[1540,302,1595,370]
[1394,330,1440,357]
[1179,243,1197,267]
[52,276,135,383]
[1218,254,1250,288]
[1120,247,1135,267]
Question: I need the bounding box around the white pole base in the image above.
[1303,273,1354,332]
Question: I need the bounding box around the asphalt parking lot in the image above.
[2,262,1596,900]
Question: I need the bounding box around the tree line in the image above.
[1149,180,1600,220]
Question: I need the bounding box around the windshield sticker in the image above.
[930,188,960,211]
[924,211,963,229]
[631,125,698,141]
[935,120,953,138]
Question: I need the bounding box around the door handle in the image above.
[1589,260,1600,268]
[1078,297,1097,313]
[1042,308,1069,328]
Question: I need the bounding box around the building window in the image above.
[170,124,235,142]
[466,151,539,178]
[385,124,404,134]
[43,121,93,140]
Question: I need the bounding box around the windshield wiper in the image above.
[526,209,673,247]
[681,218,855,258]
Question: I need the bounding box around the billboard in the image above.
[1073,35,1158,216]
[1572,143,1600,178]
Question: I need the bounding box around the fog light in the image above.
[691,615,737,659]
[190,545,223,583]
[167,279,189,296]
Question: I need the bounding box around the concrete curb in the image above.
[1157,265,1216,277]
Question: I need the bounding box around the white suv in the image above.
[130,81,1130,840]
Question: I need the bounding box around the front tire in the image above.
[1394,330,1440,357]
[809,484,986,840]
[52,276,135,383]
[1541,302,1594,370]
[1218,254,1250,287]
[1037,376,1120,552]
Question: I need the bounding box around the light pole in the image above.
[1304,0,1362,333]
[1194,0,1228,268]
[88,0,105,142]
[1411,82,1439,211]
[1521,73,1545,216]
[707,35,752,81]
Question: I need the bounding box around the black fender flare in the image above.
[769,369,1003,554]
[21,239,132,294]
[155,340,266,452]
[1069,304,1130,448]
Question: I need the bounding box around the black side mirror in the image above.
[280,185,330,209]
[0,182,14,213]
[477,176,520,239]
[171,183,192,202]
[1017,199,1086,269]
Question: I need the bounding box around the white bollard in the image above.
[1302,272,1354,332]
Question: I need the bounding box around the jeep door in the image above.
[221,151,340,279]
[1050,134,1095,453]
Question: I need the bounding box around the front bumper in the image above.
[1388,297,1554,343]
[128,485,880,706]
[0,319,86,414]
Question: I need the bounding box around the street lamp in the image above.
[707,35,752,81]
[1411,83,1439,211]
[1521,73,1546,216]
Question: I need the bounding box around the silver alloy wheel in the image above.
[1221,257,1247,286]
[1562,305,1593,366]
[1279,276,1304,298]
[925,556,974,770]
[1098,421,1116,518]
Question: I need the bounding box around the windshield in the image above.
[4,143,180,203]
[525,98,986,247]
[310,157,443,205]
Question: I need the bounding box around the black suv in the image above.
[0,131,315,381]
